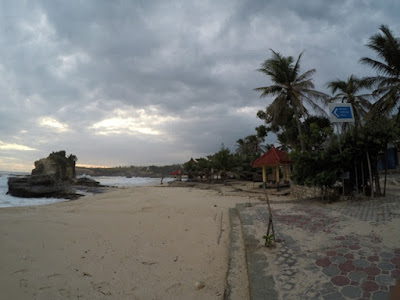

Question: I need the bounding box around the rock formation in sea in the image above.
[7,151,100,199]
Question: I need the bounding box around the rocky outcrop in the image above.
[7,176,77,199]
[7,151,92,199]
[75,177,101,187]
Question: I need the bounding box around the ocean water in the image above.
[0,171,172,208]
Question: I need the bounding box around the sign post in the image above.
[329,103,355,196]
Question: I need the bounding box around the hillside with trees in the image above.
[76,164,182,178]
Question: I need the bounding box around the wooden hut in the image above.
[250,147,293,184]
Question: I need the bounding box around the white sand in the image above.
[0,185,248,299]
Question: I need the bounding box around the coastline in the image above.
[0,183,251,299]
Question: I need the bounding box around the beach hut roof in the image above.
[170,170,181,175]
[250,147,293,167]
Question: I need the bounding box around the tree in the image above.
[290,134,345,202]
[212,144,235,183]
[236,134,265,157]
[360,25,400,122]
[301,116,333,151]
[195,157,212,181]
[254,49,328,151]
[183,158,197,180]
[326,75,372,130]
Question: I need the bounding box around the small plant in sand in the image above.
[263,234,275,247]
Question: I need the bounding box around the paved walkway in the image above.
[229,193,400,300]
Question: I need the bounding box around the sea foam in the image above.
[0,171,171,208]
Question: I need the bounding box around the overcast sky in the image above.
[0,0,399,171]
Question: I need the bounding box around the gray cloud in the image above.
[0,0,398,171]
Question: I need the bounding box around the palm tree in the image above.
[254,50,328,152]
[360,25,400,122]
[326,75,372,129]
[236,134,265,157]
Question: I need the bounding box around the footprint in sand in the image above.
[19,278,28,288]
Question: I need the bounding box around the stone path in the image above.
[231,194,400,300]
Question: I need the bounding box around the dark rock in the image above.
[7,176,77,199]
[75,177,101,187]
[7,151,81,199]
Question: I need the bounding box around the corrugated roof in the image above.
[250,147,293,167]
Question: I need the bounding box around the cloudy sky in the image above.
[0,0,399,171]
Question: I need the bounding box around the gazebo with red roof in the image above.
[170,169,182,181]
[250,147,293,183]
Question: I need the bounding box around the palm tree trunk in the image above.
[293,107,305,152]
[374,165,381,196]
[366,151,373,198]
[384,148,388,196]
[354,159,358,194]
[361,157,365,196]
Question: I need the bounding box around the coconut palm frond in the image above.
[360,57,398,77]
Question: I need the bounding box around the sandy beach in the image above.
[0,184,250,299]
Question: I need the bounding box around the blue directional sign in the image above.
[332,107,352,119]
[328,103,355,123]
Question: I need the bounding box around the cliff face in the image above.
[7,151,79,198]
[32,151,76,182]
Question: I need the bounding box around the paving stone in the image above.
[371,290,390,300]
[308,252,324,260]
[379,252,394,259]
[338,262,355,272]
[246,252,278,300]
[367,255,380,262]
[320,286,338,295]
[330,256,346,264]
[375,274,394,286]
[361,280,379,292]
[378,261,395,271]
[282,281,295,290]
[358,249,372,257]
[322,292,345,300]
[240,213,254,225]
[336,247,350,254]
[364,266,381,276]
[391,269,400,278]
[367,275,376,281]
[305,265,320,272]
[326,250,337,256]
[344,253,354,260]
[321,282,335,289]
[362,291,371,298]
[390,257,400,267]
[331,275,350,286]
[353,259,370,268]
[340,285,362,299]
[302,288,321,299]
[348,271,367,282]
[322,266,340,276]
[348,244,361,250]
[316,257,331,267]
[379,285,388,291]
